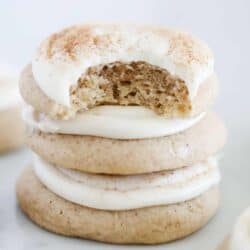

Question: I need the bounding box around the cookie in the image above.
[0,67,24,152]
[217,237,230,250]
[21,24,215,119]
[17,167,219,244]
[17,24,226,245]
[218,207,250,250]
[20,64,218,120]
[0,107,24,153]
[26,112,226,174]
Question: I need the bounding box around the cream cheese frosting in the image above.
[32,24,214,106]
[229,207,250,250]
[23,105,205,139]
[33,155,220,210]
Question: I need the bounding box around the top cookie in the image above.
[31,24,214,118]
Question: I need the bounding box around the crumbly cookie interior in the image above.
[70,61,191,117]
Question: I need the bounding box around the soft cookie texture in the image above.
[16,24,225,245]
[0,107,24,153]
[31,25,214,118]
[20,64,218,120]
[17,167,219,244]
[26,112,226,174]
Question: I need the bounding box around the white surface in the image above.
[1,0,250,249]
[23,105,205,139]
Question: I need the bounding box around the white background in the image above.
[1,0,250,249]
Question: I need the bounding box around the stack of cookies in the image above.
[0,66,24,153]
[17,24,226,244]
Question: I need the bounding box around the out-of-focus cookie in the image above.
[218,207,250,250]
[0,68,24,153]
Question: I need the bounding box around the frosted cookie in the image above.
[17,24,226,244]
[20,24,216,120]
[0,67,24,153]
[20,64,218,120]
[17,166,220,244]
[218,207,250,250]
[24,111,226,174]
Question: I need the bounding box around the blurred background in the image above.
[1,0,250,249]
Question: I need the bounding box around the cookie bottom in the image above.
[0,108,24,153]
[17,167,219,244]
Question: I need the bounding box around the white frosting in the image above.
[229,207,250,250]
[0,71,20,110]
[33,155,220,210]
[23,105,205,139]
[32,25,214,106]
